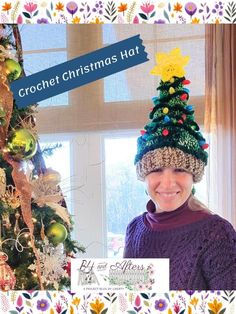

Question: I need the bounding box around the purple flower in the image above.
[155,299,168,311]
[37,299,50,312]
[37,18,49,23]
[66,1,78,16]
[212,1,224,16]
[185,2,197,16]
[186,290,195,296]
[154,19,166,23]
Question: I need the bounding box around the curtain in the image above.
[205,25,236,227]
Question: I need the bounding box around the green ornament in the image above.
[7,128,37,160]
[46,222,68,245]
[5,59,22,80]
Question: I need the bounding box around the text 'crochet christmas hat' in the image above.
[135,48,208,183]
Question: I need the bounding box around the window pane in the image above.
[21,25,66,50]
[23,52,68,107]
[104,136,148,257]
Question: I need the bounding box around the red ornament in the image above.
[180,93,188,101]
[178,119,183,124]
[140,130,146,135]
[202,143,209,150]
[183,79,191,85]
[162,129,169,136]
[182,114,187,120]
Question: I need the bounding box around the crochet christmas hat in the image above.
[135,48,208,183]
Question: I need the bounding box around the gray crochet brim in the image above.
[136,147,205,183]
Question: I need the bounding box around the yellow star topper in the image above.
[150,48,190,82]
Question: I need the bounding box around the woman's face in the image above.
[145,168,193,212]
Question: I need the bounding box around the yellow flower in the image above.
[191,17,200,23]
[72,16,80,24]
[2,2,12,12]
[208,298,223,314]
[72,297,81,307]
[56,1,64,11]
[168,309,172,314]
[190,297,199,307]
[215,18,221,24]
[173,2,182,12]
[90,298,105,314]
[90,17,104,24]
[70,305,74,314]
[150,48,190,82]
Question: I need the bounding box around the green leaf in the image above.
[224,16,231,22]
[104,296,110,301]
[150,11,156,18]
[144,300,150,307]
[46,291,52,301]
[33,291,39,298]
[61,310,67,314]
[112,296,117,303]
[90,311,97,314]
[22,11,31,18]
[164,293,170,302]
[33,10,38,16]
[101,309,108,314]
[168,3,171,11]
[208,310,215,314]
[46,9,52,21]
[218,309,226,314]
[9,311,18,314]
[127,311,137,314]
[22,293,31,299]
[51,2,53,11]
[179,310,185,314]
[140,293,149,299]
[139,13,148,20]
[225,9,231,17]
[230,296,235,303]
[112,15,117,22]
[26,300,32,307]
[221,296,228,301]
[164,10,170,23]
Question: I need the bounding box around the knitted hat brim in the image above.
[136,146,205,183]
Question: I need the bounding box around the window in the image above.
[20,25,68,107]
[104,135,148,257]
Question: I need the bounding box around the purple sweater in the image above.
[124,200,236,290]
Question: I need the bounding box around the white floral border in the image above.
[0,0,234,24]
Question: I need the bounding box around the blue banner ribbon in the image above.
[10,35,149,109]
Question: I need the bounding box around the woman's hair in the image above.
[188,194,212,213]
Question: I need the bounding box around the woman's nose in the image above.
[160,171,176,188]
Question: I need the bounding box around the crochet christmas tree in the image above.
[135,48,208,182]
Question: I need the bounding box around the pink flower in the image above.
[133,16,139,23]
[17,296,23,307]
[135,295,141,307]
[17,14,23,23]
[24,2,37,13]
[140,2,154,14]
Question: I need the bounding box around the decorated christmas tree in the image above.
[0,24,84,290]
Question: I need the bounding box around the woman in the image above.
[124,48,236,290]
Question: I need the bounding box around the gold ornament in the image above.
[0,168,6,197]
[2,213,11,229]
[169,87,175,94]
[2,185,21,209]
[46,222,68,245]
[6,128,37,160]
[4,58,22,80]
[0,252,16,291]
[42,168,61,185]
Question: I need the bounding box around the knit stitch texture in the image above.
[124,210,236,290]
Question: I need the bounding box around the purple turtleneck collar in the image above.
[144,197,210,231]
